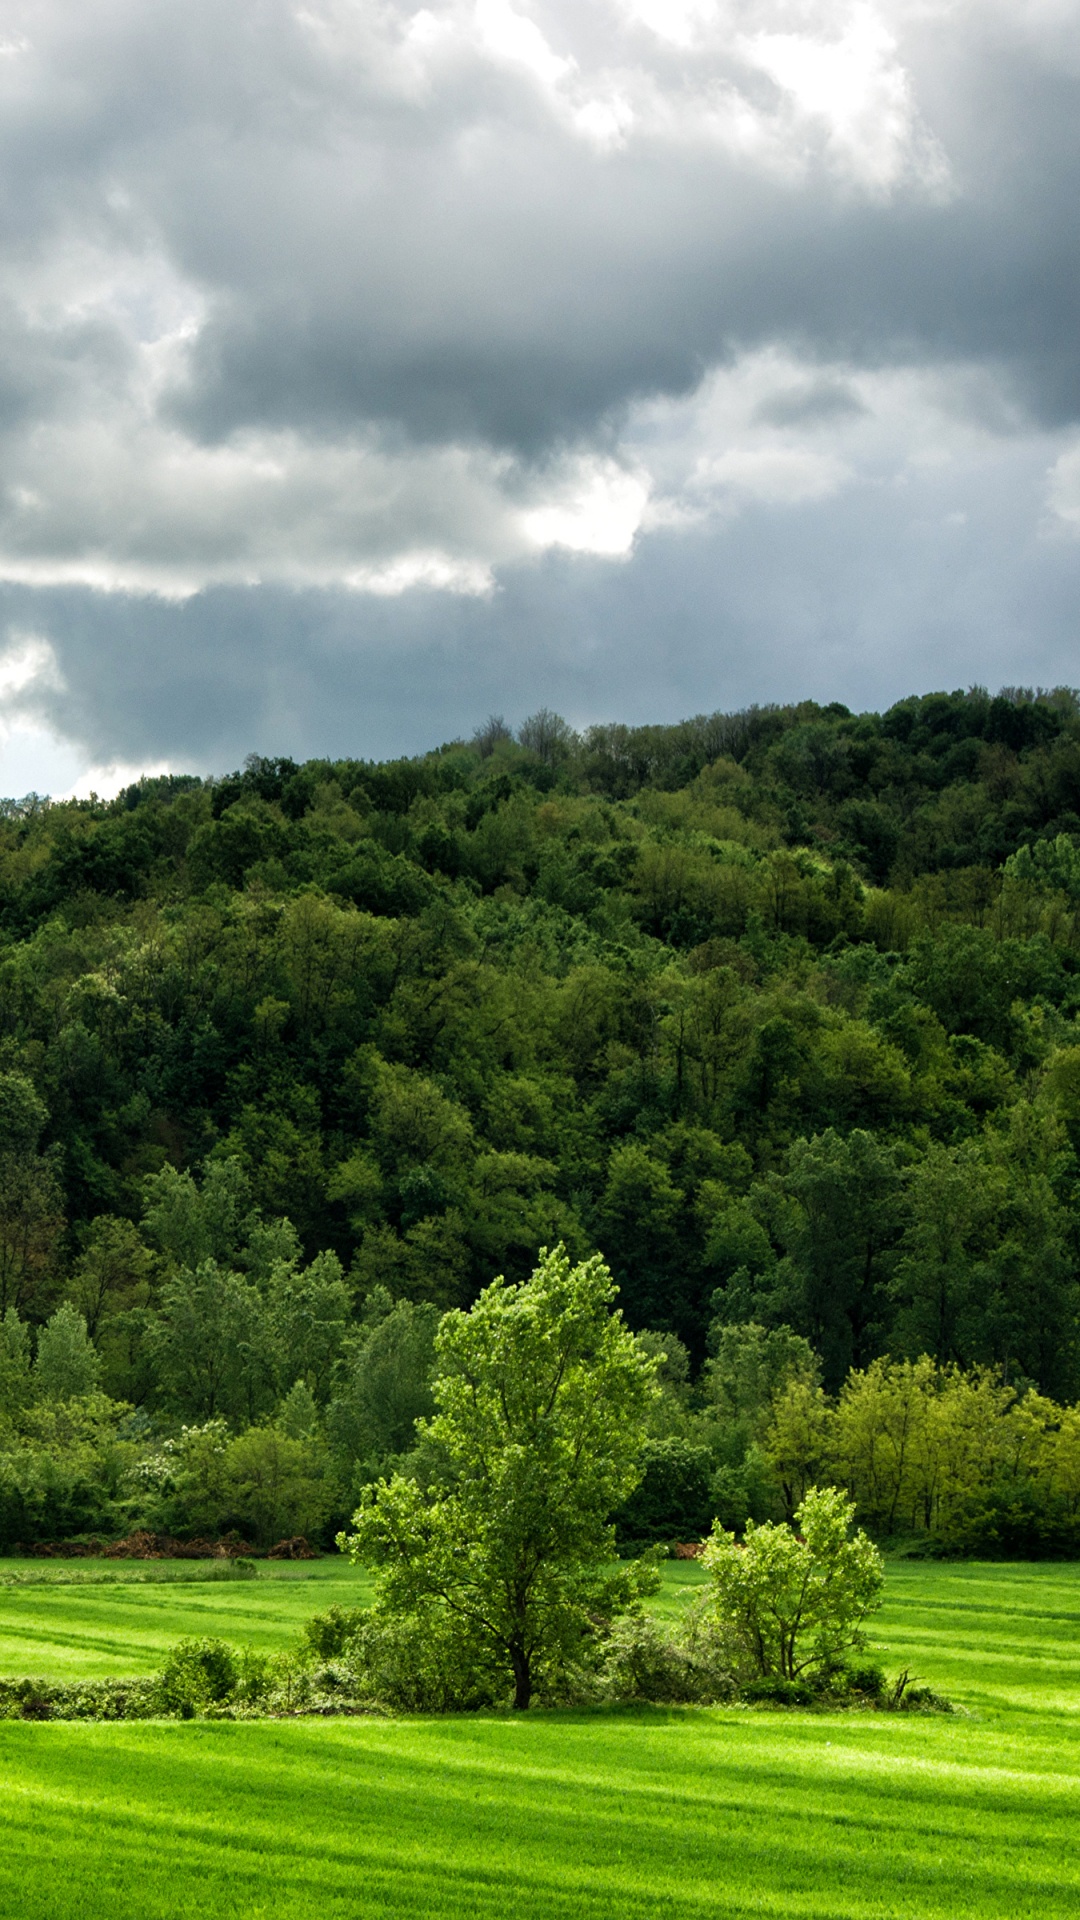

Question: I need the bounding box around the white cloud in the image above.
[0,631,63,701]
[61,758,174,801]
[475,0,574,90]
[621,0,719,51]
[520,458,650,555]
[0,400,654,595]
[1045,441,1080,532]
[0,633,76,799]
[738,4,950,193]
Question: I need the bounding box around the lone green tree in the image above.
[339,1245,659,1708]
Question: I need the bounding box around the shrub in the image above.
[0,1678,159,1721]
[740,1676,818,1707]
[700,1485,884,1683]
[301,1605,366,1662]
[156,1638,240,1716]
[942,1482,1080,1560]
[341,1605,505,1713]
[591,1611,737,1706]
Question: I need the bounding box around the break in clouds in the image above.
[2,0,1080,787]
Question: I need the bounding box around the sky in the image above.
[1,0,1080,795]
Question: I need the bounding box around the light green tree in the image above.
[763,1376,834,1520]
[700,1485,884,1682]
[34,1303,102,1402]
[66,1215,153,1340]
[141,1157,253,1271]
[340,1245,659,1708]
[222,1424,331,1547]
[147,1260,274,1421]
[266,1248,351,1398]
[0,1306,32,1427]
[703,1320,819,1431]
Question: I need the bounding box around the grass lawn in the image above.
[0,1556,374,1679]
[0,1557,1077,1918]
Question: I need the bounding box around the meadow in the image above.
[0,1557,1077,1918]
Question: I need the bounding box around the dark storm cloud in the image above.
[9,425,1080,781]
[2,1,1080,786]
[1,1,1079,454]
[143,23,1080,450]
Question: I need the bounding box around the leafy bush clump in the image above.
[589,1612,737,1705]
[300,1605,367,1662]
[700,1486,884,1685]
[333,1605,508,1713]
[944,1483,1080,1560]
[156,1638,241,1717]
[0,1677,159,1721]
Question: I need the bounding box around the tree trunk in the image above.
[510,1644,532,1710]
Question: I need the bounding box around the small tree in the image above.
[700,1485,884,1683]
[339,1246,659,1708]
[223,1424,330,1546]
[34,1304,102,1402]
[66,1216,153,1342]
[147,1260,275,1422]
[0,1307,32,1423]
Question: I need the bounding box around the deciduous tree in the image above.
[341,1246,658,1708]
[700,1485,883,1682]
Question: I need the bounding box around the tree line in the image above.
[4,686,1080,1549]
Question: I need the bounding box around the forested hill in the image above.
[6,684,1080,1415]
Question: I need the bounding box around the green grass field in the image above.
[0,1556,375,1679]
[0,1557,1077,1918]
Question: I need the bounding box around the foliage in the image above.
[218,1424,331,1547]
[702,1320,820,1429]
[132,1416,331,1546]
[700,1486,884,1681]
[589,1608,737,1705]
[340,1245,660,1707]
[826,1356,1080,1552]
[0,1394,137,1550]
[155,1637,240,1716]
[612,1438,716,1548]
[325,1290,439,1484]
[33,1304,102,1401]
[300,1604,367,1662]
[8,692,1080,1547]
[0,1306,32,1424]
[0,1676,159,1721]
[147,1261,274,1423]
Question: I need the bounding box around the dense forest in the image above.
[5,686,1080,1554]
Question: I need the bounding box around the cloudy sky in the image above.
[1,0,1079,793]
